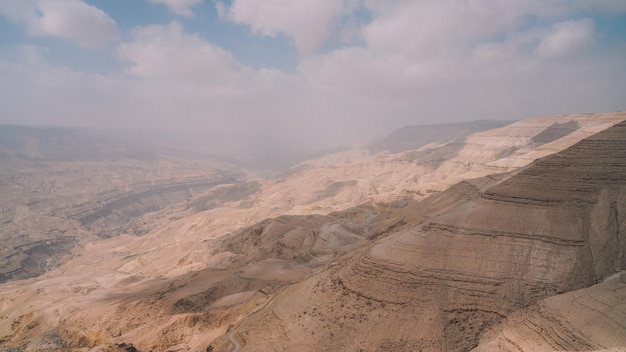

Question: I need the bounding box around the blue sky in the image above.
[1,0,625,149]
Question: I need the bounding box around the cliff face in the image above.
[473,271,626,351]
[231,121,626,351]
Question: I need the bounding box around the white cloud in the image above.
[296,1,621,131]
[114,22,307,139]
[1,1,625,151]
[573,0,626,13]
[217,0,355,54]
[360,0,578,60]
[301,48,444,100]
[0,0,38,23]
[16,44,49,66]
[363,1,492,58]
[0,58,124,128]
[536,18,594,58]
[118,22,241,81]
[0,0,117,48]
[148,0,202,16]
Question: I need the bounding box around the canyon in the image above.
[0,112,625,351]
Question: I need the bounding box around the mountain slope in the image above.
[473,271,626,351]
[0,113,625,351]
[229,120,626,351]
[367,120,513,153]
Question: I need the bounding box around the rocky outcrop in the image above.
[473,271,626,351]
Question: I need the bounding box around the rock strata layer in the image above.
[232,120,626,351]
[1,113,626,351]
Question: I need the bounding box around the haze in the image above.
[1,0,626,151]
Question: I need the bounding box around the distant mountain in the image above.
[367,120,514,154]
[0,125,158,162]
[0,125,316,170]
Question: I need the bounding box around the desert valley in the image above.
[2,1,626,351]
[0,112,625,351]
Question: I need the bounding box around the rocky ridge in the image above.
[224,119,626,351]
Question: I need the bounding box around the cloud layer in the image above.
[217,0,355,55]
[148,0,202,16]
[0,0,117,47]
[1,0,625,150]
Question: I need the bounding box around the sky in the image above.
[1,0,626,149]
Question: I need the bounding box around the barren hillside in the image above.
[0,112,625,351]
[229,119,626,351]
[0,126,243,284]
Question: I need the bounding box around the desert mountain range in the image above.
[1,112,625,351]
